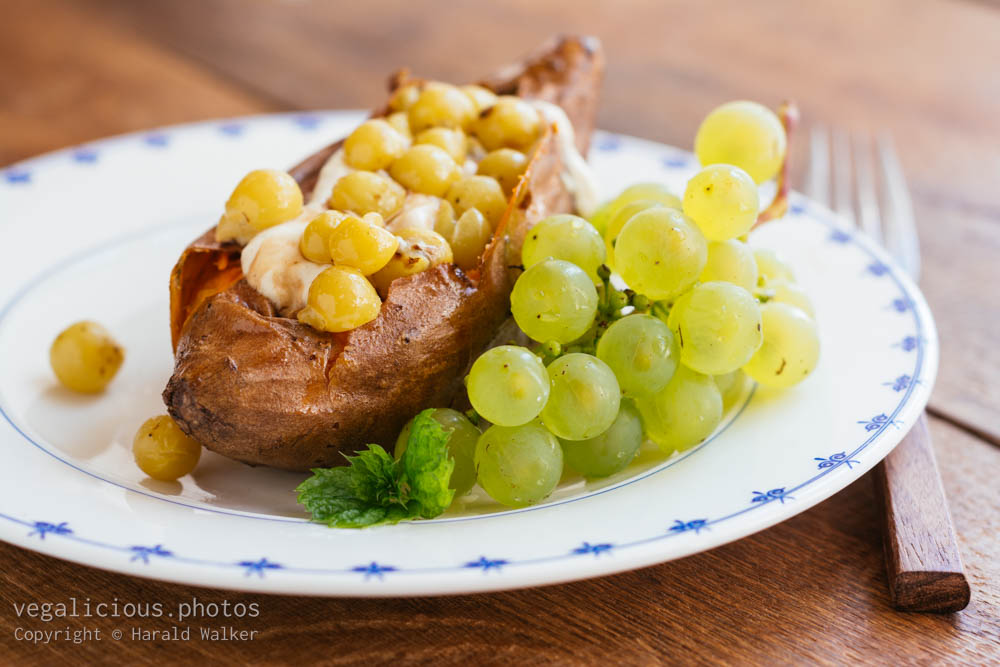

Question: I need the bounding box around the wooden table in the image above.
[2,0,998,663]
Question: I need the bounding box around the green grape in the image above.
[700,240,758,291]
[694,101,787,184]
[612,182,682,213]
[682,164,760,241]
[753,247,795,285]
[636,365,722,453]
[560,400,643,478]
[595,314,678,397]
[474,421,563,507]
[667,282,762,375]
[590,183,680,237]
[766,279,815,318]
[541,353,621,440]
[511,259,598,344]
[522,214,606,283]
[714,369,750,409]
[603,199,664,269]
[395,408,480,497]
[467,346,549,426]
[743,302,820,388]
[614,208,708,300]
[588,199,614,237]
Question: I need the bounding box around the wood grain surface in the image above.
[1,0,999,663]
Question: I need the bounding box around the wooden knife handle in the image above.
[874,413,971,612]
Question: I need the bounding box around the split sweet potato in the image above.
[163,36,604,470]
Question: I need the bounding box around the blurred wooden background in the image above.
[1,0,998,663]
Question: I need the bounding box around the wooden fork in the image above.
[805,127,971,613]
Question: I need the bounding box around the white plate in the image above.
[0,112,937,596]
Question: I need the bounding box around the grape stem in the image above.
[650,301,670,321]
[753,100,799,228]
[754,286,776,303]
[535,266,660,360]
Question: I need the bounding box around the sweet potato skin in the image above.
[163,36,604,470]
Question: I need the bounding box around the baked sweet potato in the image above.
[163,36,605,471]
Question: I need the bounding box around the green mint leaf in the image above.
[399,409,455,519]
[347,444,407,507]
[297,412,456,528]
[296,445,412,528]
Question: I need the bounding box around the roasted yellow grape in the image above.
[297,265,382,332]
[415,127,467,164]
[461,84,498,113]
[343,119,409,171]
[330,171,406,218]
[476,148,528,196]
[133,415,201,481]
[389,144,461,197]
[386,111,412,139]
[215,211,256,245]
[472,96,542,151]
[450,208,493,270]
[50,321,124,393]
[327,214,399,275]
[222,169,303,234]
[370,228,453,296]
[299,211,348,264]
[445,175,507,227]
[388,83,421,112]
[433,199,457,240]
[408,82,476,132]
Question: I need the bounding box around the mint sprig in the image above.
[296,409,455,528]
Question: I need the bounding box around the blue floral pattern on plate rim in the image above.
[0,115,932,586]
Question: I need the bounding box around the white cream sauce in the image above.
[386,193,443,233]
[241,220,328,316]
[531,100,600,217]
